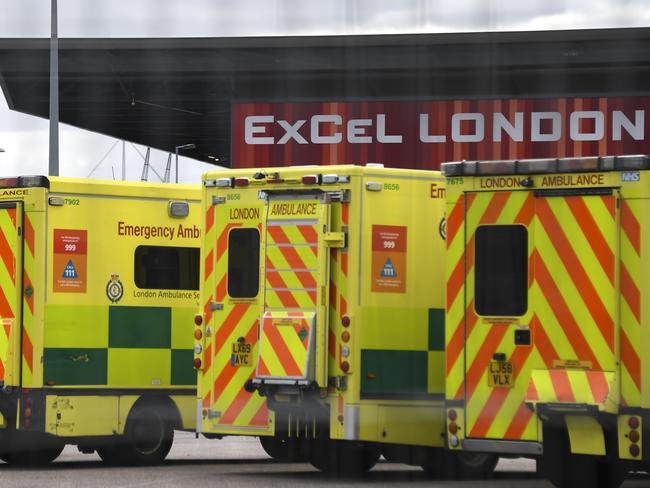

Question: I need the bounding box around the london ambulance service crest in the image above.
[106,272,124,303]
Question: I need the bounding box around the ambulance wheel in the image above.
[309,439,380,476]
[539,425,624,488]
[99,404,174,466]
[419,448,463,479]
[259,436,290,461]
[123,404,174,465]
[456,451,498,479]
[0,444,64,466]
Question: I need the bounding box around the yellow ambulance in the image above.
[0,176,200,465]
[442,155,650,488]
[194,164,496,476]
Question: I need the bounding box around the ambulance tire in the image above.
[456,451,498,480]
[260,435,307,462]
[308,438,380,477]
[543,452,624,488]
[99,403,174,466]
[419,449,496,480]
[0,444,64,466]
[539,425,625,488]
[259,436,297,461]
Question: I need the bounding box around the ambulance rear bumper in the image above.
[252,379,312,388]
[462,439,543,456]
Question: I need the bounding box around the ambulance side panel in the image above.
[37,191,200,436]
[331,172,447,447]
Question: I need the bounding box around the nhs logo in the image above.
[621,171,640,182]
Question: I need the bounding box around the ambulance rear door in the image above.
[201,191,272,436]
[462,186,619,443]
[0,202,23,388]
[255,191,337,390]
[460,189,537,444]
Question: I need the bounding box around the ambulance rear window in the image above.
[134,245,200,290]
[228,228,260,298]
[475,225,528,316]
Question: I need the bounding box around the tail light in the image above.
[302,175,319,185]
[341,315,350,328]
[193,358,202,369]
[194,329,203,340]
[234,177,249,187]
[623,415,641,458]
[341,331,350,342]
[322,174,339,184]
[448,409,458,421]
[194,314,203,326]
[340,361,350,373]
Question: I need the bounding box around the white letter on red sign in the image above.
[452,113,484,142]
[531,112,561,142]
[245,116,274,145]
[570,111,604,141]
[376,114,403,143]
[311,115,342,144]
[419,114,446,143]
[277,120,308,144]
[347,119,372,143]
[493,113,523,142]
[613,110,644,141]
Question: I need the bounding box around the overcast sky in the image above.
[0,0,649,182]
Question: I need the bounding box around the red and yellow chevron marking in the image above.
[200,200,270,432]
[447,188,620,441]
[199,203,217,409]
[257,312,313,379]
[22,212,34,386]
[0,207,18,382]
[619,199,641,406]
[525,369,615,408]
[461,191,539,441]
[445,192,472,402]
[264,221,318,310]
[211,306,269,428]
[328,202,349,369]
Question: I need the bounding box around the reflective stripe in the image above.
[257,312,312,379]
[455,188,620,441]
[525,369,615,407]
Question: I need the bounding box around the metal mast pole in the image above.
[122,140,126,180]
[163,153,172,183]
[49,0,59,176]
[175,147,179,184]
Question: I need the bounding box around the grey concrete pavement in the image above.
[0,432,647,487]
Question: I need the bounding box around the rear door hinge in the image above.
[206,409,221,419]
[210,302,223,311]
[323,231,346,248]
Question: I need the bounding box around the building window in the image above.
[475,225,528,316]
[228,228,260,298]
[134,246,199,290]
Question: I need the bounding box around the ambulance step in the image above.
[462,439,542,456]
